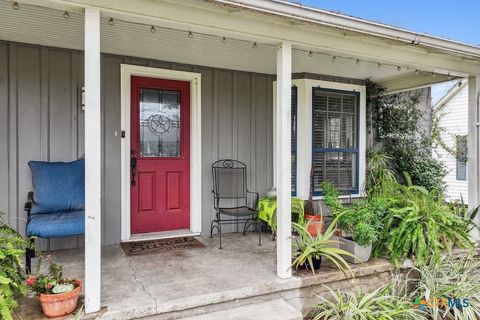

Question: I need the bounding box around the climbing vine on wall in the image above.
[366,80,447,192]
[432,112,468,160]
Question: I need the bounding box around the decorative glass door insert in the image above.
[139,88,181,158]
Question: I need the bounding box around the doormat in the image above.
[121,237,205,256]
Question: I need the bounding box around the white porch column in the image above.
[468,76,480,242]
[276,42,292,279]
[84,8,102,313]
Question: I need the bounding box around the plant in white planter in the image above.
[321,181,384,263]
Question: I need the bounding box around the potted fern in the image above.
[292,213,357,275]
[26,257,82,318]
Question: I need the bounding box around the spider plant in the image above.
[409,255,480,320]
[292,214,358,276]
[307,270,426,320]
[308,284,424,320]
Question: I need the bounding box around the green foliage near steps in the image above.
[0,214,30,320]
[411,255,480,320]
[308,256,480,320]
[308,283,424,320]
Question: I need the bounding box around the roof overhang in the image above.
[3,0,480,85]
[215,0,480,59]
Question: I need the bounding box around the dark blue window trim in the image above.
[291,86,298,196]
[311,87,360,196]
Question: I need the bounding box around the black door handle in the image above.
[130,150,137,187]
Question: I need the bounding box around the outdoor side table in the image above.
[257,197,305,239]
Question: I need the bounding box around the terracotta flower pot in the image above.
[39,280,82,318]
[305,214,323,237]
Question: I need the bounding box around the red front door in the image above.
[130,76,190,234]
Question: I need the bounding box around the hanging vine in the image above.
[366,80,447,191]
[431,112,468,160]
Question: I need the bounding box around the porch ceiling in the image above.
[0,2,460,85]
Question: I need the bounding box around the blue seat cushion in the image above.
[29,159,85,214]
[26,210,85,238]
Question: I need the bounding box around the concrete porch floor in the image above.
[15,233,394,320]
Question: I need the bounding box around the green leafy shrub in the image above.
[321,180,342,215]
[0,214,30,320]
[385,136,447,192]
[362,152,478,266]
[373,173,478,266]
[365,150,398,197]
[321,181,383,247]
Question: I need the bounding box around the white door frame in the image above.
[120,64,202,241]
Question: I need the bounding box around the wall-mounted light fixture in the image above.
[81,86,85,111]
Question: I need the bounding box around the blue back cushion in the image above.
[28,159,85,214]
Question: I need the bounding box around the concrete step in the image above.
[179,299,302,320]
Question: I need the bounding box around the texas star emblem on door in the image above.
[130,76,190,234]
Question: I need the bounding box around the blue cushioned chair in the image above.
[25,159,85,272]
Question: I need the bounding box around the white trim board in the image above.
[84,8,102,314]
[120,64,202,242]
[273,79,366,199]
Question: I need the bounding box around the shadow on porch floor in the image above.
[15,233,393,320]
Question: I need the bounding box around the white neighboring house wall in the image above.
[433,81,469,204]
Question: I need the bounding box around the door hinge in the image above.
[121,130,126,138]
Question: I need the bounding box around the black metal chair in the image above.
[210,159,262,249]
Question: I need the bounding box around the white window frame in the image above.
[120,64,202,241]
[274,79,366,200]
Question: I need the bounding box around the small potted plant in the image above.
[321,181,382,263]
[292,213,357,275]
[26,257,82,318]
[335,205,376,263]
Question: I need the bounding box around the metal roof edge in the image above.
[211,0,480,58]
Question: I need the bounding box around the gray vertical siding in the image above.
[0,41,274,248]
[0,44,85,249]
[0,43,9,233]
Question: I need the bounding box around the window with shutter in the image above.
[291,86,297,195]
[312,88,359,195]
